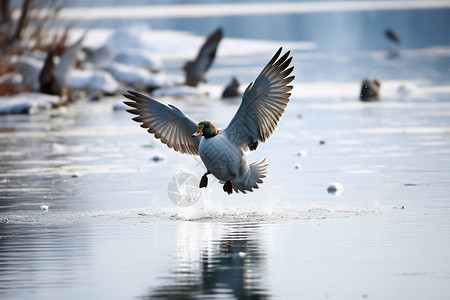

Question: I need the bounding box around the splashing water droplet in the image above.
[167,171,202,207]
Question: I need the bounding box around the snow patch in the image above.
[0,93,59,115]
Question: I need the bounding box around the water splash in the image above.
[170,198,383,222]
[3,199,384,225]
[167,170,202,207]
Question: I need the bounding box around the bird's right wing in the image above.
[123,91,201,155]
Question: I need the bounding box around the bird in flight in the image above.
[123,47,294,194]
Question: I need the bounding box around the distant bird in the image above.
[360,78,380,102]
[39,36,84,97]
[221,76,242,99]
[53,36,84,93]
[124,47,294,194]
[183,27,223,87]
[385,28,401,44]
[39,49,61,96]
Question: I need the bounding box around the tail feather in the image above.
[233,158,268,193]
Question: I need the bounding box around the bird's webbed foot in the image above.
[223,174,236,195]
[199,171,211,188]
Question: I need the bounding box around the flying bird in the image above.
[123,48,294,194]
[385,28,401,44]
[183,27,223,87]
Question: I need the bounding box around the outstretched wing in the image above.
[184,27,223,86]
[196,27,223,76]
[225,47,295,152]
[123,91,201,155]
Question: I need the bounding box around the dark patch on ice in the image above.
[151,155,165,162]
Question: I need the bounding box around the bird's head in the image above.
[192,121,218,139]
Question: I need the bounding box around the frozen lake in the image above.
[1,1,450,299]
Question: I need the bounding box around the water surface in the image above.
[1,2,450,299]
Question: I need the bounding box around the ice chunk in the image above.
[296,150,308,157]
[327,183,344,195]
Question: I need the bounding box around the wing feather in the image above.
[184,27,223,86]
[225,48,295,152]
[123,90,200,155]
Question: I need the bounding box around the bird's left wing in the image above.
[225,47,294,152]
[123,91,201,155]
[196,27,223,77]
[184,27,223,86]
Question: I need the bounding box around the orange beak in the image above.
[192,124,204,137]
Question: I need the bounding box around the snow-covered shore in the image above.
[2,24,450,115]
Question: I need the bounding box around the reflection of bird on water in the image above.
[222,76,242,99]
[145,223,270,299]
[385,28,401,44]
[124,47,294,194]
[360,78,380,102]
[183,27,223,87]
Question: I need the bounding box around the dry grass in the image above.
[0,0,71,96]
